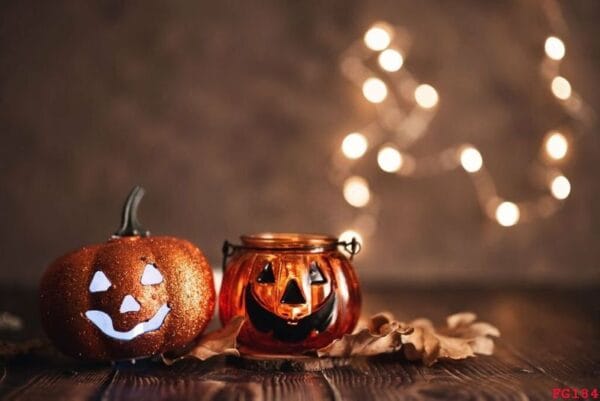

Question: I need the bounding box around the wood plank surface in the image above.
[1,287,598,400]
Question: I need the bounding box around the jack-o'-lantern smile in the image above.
[243,258,339,343]
[245,283,337,342]
[84,263,171,341]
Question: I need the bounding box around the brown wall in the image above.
[1,0,599,287]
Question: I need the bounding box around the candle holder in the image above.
[219,233,361,354]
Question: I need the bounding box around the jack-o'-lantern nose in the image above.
[119,295,141,313]
[280,280,306,304]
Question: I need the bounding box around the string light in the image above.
[544,36,566,60]
[414,84,439,108]
[341,132,368,159]
[339,229,364,248]
[544,131,568,160]
[378,49,404,72]
[495,202,520,227]
[377,145,403,173]
[335,12,584,235]
[459,146,483,173]
[362,77,388,103]
[551,76,572,100]
[343,176,371,208]
[550,175,571,200]
[363,24,391,51]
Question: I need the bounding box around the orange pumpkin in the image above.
[219,233,361,354]
[39,187,215,361]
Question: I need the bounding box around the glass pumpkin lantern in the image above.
[219,233,361,354]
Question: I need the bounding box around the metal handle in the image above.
[339,237,362,260]
[221,240,235,273]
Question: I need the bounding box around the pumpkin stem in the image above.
[114,186,150,237]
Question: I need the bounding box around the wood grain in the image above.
[1,368,112,401]
[0,287,598,401]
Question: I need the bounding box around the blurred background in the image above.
[1,0,598,289]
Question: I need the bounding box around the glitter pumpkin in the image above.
[39,187,215,361]
[219,233,362,354]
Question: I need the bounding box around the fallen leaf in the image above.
[163,316,245,365]
[176,311,499,367]
[317,312,413,357]
[0,339,48,360]
[402,312,500,366]
[0,311,23,331]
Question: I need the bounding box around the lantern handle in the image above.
[339,237,362,260]
[221,240,237,272]
[113,186,150,238]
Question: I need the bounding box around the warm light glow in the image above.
[363,25,391,51]
[550,175,571,200]
[341,132,368,159]
[544,36,566,61]
[414,84,439,108]
[544,131,568,160]
[551,76,572,100]
[377,146,403,173]
[362,77,388,103]
[495,202,520,227]
[378,49,404,72]
[339,229,364,248]
[459,146,483,173]
[343,176,371,208]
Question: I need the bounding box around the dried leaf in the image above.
[447,311,477,328]
[163,316,244,365]
[175,311,498,367]
[317,312,413,357]
[0,311,23,331]
[0,339,51,360]
[0,315,63,363]
[402,312,500,366]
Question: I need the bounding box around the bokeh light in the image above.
[377,145,403,173]
[338,17,582,229]
[550,175,571,200]
[551,76,572,100]
[544,131,568,160]
[495,202,520,227]
[459,146,483,173]
[378,49,404,72]
[363,24,391,51]
[544,36,566,61]
[343,176,371,208]
[362,77,388,103]
[341,132,368,159]
[414,84,439,108]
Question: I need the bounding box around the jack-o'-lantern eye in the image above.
[256,262,275,284]
[309,261,327,284]
[141,264,163,285]
[89,271,111,292]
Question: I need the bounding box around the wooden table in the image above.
[0,286,598,400]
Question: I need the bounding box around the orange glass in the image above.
[219,233,362,354]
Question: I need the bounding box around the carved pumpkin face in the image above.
[39,187,215,361]
[219,233,361,354]
[85,254,172,342]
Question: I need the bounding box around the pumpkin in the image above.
[219,233,361,354]
[39,186,215,361]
